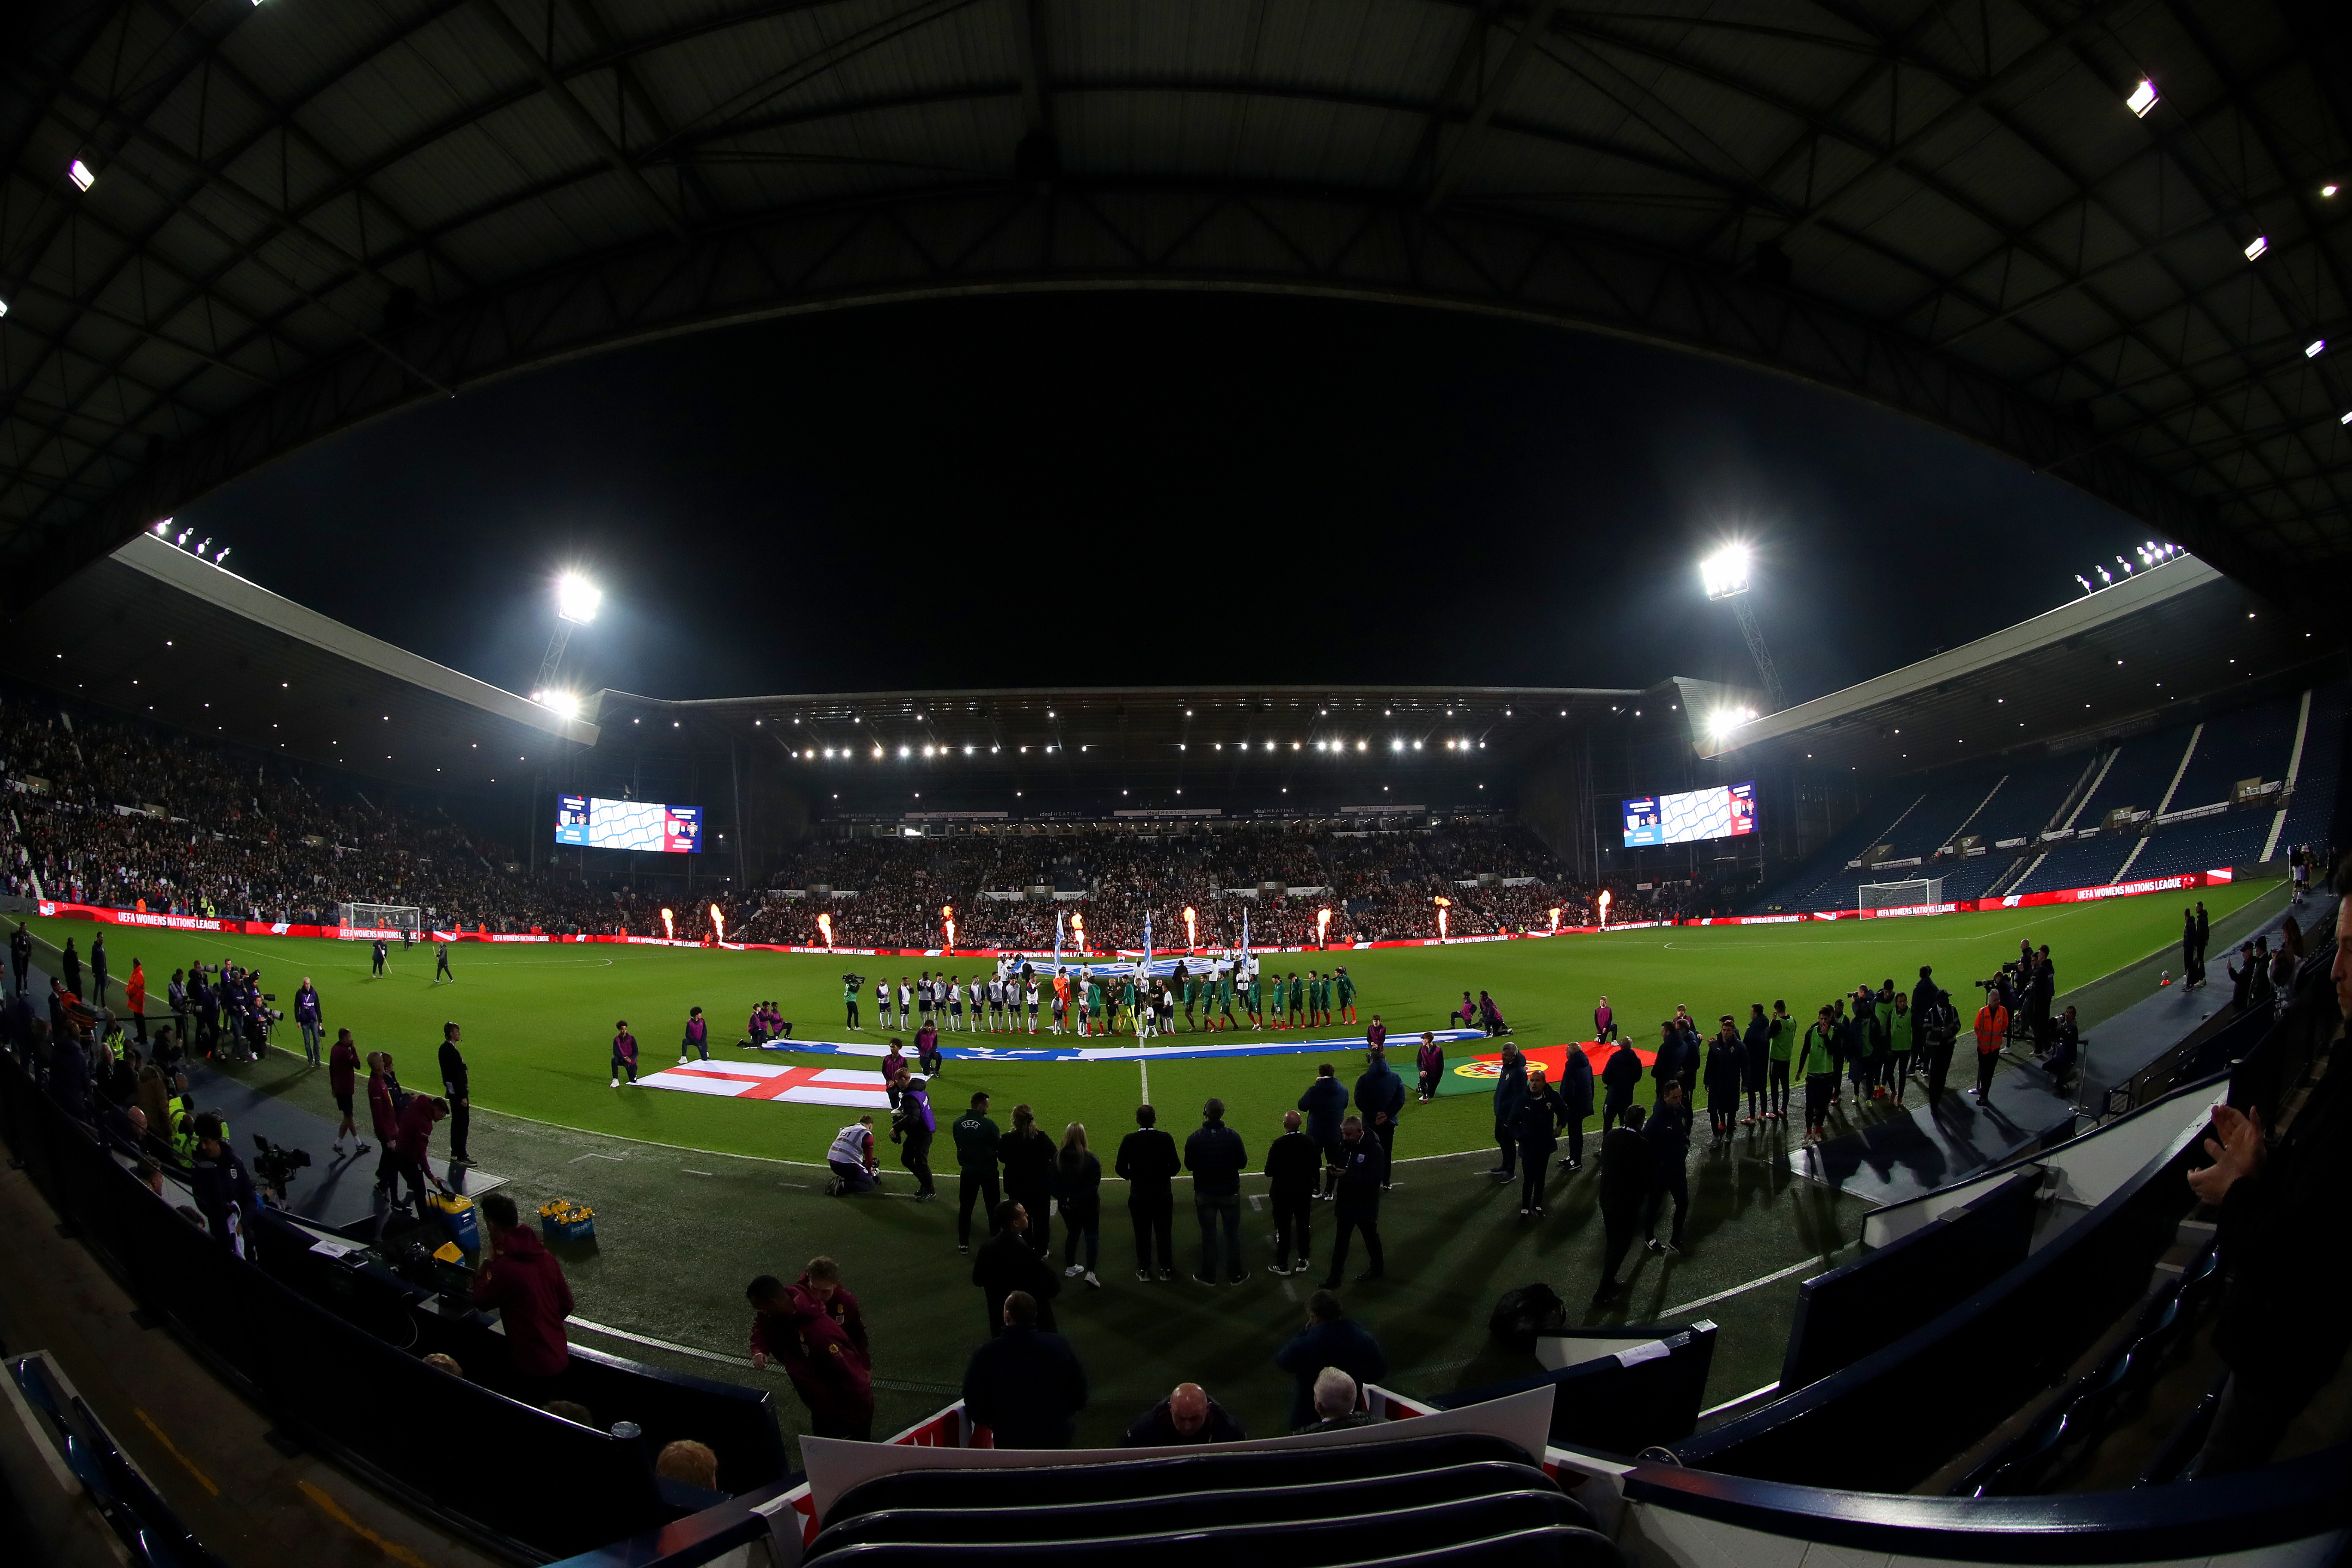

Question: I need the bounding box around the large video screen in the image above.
[555,794,703,853]
[1623,781,1757,848]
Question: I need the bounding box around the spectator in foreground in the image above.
[1121,1382,1244,1446]
[469,1192,575,1403]
[1321,1114,1389,1287]
[1292,1368,1380,1436]
[654,1440,728,1508]
[973,1200,1059,1335]
[960,1291,1088,1449]
[1274,1289,1387,1430]
[1056,1123,1103,1287]
[1263,1109,1320,1278]
[422,1353,464,1378]
[2185,861,2352,1476]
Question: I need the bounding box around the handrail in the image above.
[1621,1443,2352,1563]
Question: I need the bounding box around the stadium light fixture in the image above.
[0,297,9,318]
[68,158,97,191]
[530,689,582,719]
[1699,544,1751,600]
[2326,184,2341,198]
[2244,235,2269,261]
[557,573,602,624]
[2125,79,2159,117]
[2308,339,2327,358]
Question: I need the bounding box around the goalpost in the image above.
[1859,877,1943,913]
[335,902,423,938]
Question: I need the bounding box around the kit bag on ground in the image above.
[1490,1282,1568,1350]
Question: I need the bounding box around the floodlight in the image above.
[2125,79,2159,118]
[2342,410,2352,425]
[2244,236,2269,261]
[68,159,96,192]
[0,298,9,318]
[533,689,582,719]
[1707,710,1743,739]
[556,573,602,624]
[2324,184,2339,199]
[153,521,169,535]
[2308,339,2327,358]
[1700,544,1751,600]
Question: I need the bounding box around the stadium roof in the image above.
[595,681,1648,787]
[1697,552,2328,775]
[5,0,2350,621]
[0,530,596,790]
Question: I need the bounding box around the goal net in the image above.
[1859,878,1942,912]
[335,902,423,938]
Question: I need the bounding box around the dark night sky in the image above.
[178,292,2154,707]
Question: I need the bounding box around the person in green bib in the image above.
[1795,1005,1841,1145]
[1767,1001,1795,1121]
[1886,990,1916,1107]
[1335,968,1357,1025]
[1217,970,1238,1031]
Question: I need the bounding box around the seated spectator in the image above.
[133,1158,163,1198]
[1292,1367,1381,1435]
[1121,1382,1243,1446]
[959,1291,1088,1450]
[421,1352,465,1378]
[1273,1289,1387,1430]
[653,1439,730,1510]
[468,1191,574,1401]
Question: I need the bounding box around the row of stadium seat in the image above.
[808,1432,1617,1568]
[1754,682,2336,912]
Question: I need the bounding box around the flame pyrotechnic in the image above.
[1549,906,1562,933]
[710,903,725,945]
[1071,912,1087,954]
[1317,907,1332,946]
[660,907,675,941]
[817,911,833,948]
[1597,889,1612,928]
[942,903,956,951]
[1182,906,1197,949]
[1433,895,1451,943]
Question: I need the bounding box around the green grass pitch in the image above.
[24,882,2263,1164]
[11,885,2274,1451]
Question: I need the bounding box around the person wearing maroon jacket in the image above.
[747,1259,874,1440]
[366,1051,404,1235]
[329,1029,367,1157]
[391,1090,449,1218]
[471,1193,575,1402]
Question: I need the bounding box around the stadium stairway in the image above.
[803,1432,1619,1568]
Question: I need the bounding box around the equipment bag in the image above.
[1489,1283,1568,1351]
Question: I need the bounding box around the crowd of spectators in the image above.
[0,691,749,940]
[741,822,1703,949]
[4,689,1727,949]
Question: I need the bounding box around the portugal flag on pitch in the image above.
[1436,1040,1656,1096]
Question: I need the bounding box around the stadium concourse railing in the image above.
[0,1042,796,1563]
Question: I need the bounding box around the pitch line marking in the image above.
[567,1315,957,1393]
[681,1168,715,1176]
[1656,1255,1832,1319]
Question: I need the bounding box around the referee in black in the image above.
[438,1022,471,1166]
